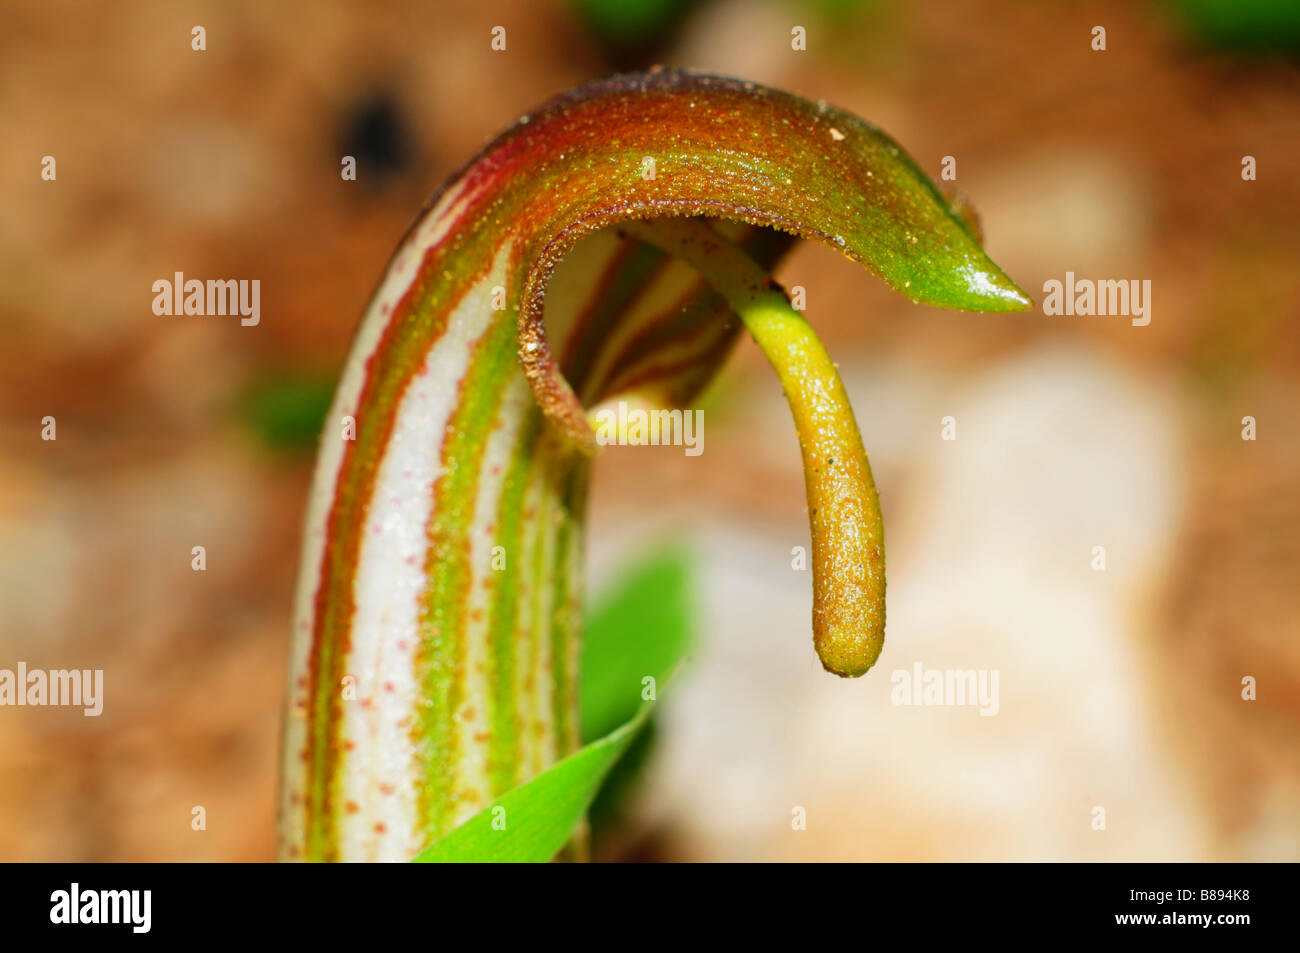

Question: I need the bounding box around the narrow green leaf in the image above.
[581,546,693,742]
[412,698,655,863]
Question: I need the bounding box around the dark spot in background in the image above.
[338,90,417,193]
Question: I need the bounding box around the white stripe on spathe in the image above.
[280,175,483,860]
[338,245,513,862]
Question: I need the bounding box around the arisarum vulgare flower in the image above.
[279,69,1030,862]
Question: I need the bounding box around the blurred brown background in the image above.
[1,0,1297,860]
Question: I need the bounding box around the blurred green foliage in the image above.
[572,0,702,67]
[581,545,694,742]
[572,0,884,68]
[1168,0,1300,53]
[581,546,694,849]
[235,372,334,456]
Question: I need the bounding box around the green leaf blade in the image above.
[412,700,654,863]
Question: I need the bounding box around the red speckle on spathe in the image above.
[378,783,395,796]
[374,823,388,835]
[345,800,360,814]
